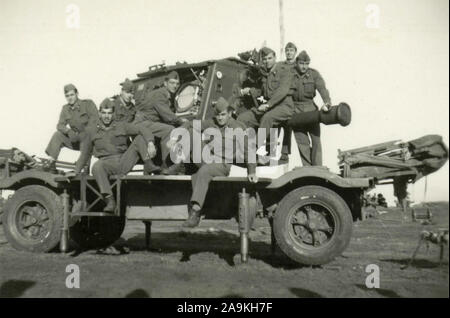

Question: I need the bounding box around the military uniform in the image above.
[237,62,294,137]
[74,120,154,196]
[45,98,98,159]
[135,86,181,165]
[183,107,256,210]
[292,67,331,166]
[113,96,136,123]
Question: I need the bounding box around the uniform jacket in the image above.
[56,99,98,134]
[183,118,256,174]
[113,96,136,123]
[249,62,294,109]
[135,86,183,126]
[74,120,154,173]
[292,67,331,106]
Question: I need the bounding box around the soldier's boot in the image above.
[104,195,116,213]
[143,160,161,175]
[161,163,185,176]
[182,207,201,228]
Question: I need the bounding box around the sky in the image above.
[0,0,448,204]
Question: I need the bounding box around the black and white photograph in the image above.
[0,0,448,302]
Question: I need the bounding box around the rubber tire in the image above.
[70,216,126,249]
[273,185,353,265]
[2,185,63,253]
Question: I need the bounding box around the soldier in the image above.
[237,47,294,149]
[283,42,297,67]
[71,99,157,212]
[291,51,331,166]
[114,79,160,174]
[45,84,98,172]
[135,71,187,175]
[175,97,258,227]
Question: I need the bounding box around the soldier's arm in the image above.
[56,107,70,134]
[153,92,183,126]
[267,68,293,108]
[314,71,331,105]
[74,133,93,174]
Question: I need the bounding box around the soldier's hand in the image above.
[147,142,157,158]
[257,104,269,112]
[321,103,331,112]
[180,118,189,123]
[67,130,78,142]
[240,87,251,96]
[248,173,258,183]
[166,137,178,151]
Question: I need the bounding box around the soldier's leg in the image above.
[119,135,160,175]
[237,110,260,129]
[146,122,175,163]
[309,123,322,166]
[259,103,294,137]
[91,157,121,196]
[45,131,75,160]
[294,129,312,166]
[190,163,231,209]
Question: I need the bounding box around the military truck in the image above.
[0,56,373,266]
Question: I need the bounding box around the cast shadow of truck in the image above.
[120,230,306,270]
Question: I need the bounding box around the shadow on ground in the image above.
[355,284,402,298]
[0,280,36,298]
[381,258,449,269]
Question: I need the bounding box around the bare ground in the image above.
[0,203,448,298]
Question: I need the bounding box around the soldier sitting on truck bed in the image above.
[237,47,294,157]
[45,84,98,173]
[134,71,188,175]
[168,97,258,227]
[291,51,331,166]
[69,99,157,212]
[112,79,161,174]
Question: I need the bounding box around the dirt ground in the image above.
[0,202,448,298]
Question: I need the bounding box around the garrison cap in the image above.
[285,42,297,51]
[165,71,180,81]
[214,97,231,114]
[296,50,311,63]
[64,83,77,93]
[121,78,134,93]
[260,47,276,57]
[99,98,115,111]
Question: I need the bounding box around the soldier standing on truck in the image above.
[169,97,258,227]
[237,47,294,154]
[283,42,297,68]
[70,99,157,212]
[135,71,188,175]
[291,51,331,166]
[45,84,98,173]
[113,79,161,174]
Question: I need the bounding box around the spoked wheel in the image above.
[2,185,63,252]
[274,186,353,265]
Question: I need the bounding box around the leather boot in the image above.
[161,163,185,175]
[104,195,116,212]
[182,207,201,228]
[143,160,161,175]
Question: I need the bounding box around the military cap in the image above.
[121,78,134,93]
[64,83,77,93]
[99,98,115,111]
[285,42,297,51]
[260,47,276,57]
[296,50,311,63]
[214,97,231,114]
[165,71,180,81]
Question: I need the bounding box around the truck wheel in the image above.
[70,216,126,249]
[274,185,353,265]
[2,185,63,253]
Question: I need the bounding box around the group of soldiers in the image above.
[44,42,331,227]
